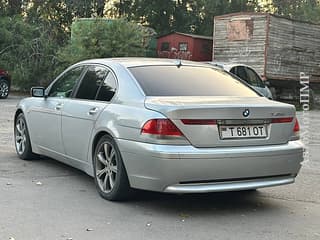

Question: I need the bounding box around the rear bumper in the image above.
[164,175,295,193]
[117,139,304,193]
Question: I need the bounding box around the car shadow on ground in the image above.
[28,155,282,218]
[125,189,279,216]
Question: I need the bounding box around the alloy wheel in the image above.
[15,118,27,155]
[0,81,9,98]
[95,141,118,193]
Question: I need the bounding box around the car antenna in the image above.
[175,59,182,68]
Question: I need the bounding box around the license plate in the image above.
[219,125,267,139]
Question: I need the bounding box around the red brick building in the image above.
[157,32,213,61]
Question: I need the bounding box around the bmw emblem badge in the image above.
[243,109,250,117]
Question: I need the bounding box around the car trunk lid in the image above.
[144,96,296,148]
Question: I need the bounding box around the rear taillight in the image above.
[271,117,299,140]
[293,118,300,133]
[271,117,293,123]
[141,119,183,136]
[290,118,300,140]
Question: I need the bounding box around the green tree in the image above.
[125,0,176,34]
[0,16,59,89]
[195,0,258,35]
[1,0,23,15]
[58,18,146,67]
[111,0,259,35]
[272,0,320,23]
[23,0,110,45]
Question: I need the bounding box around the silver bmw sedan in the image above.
[14,58,304,201]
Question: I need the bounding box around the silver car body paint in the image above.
[17,58,304,193]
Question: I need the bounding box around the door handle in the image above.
[55,103,63,110]
[88,107,99,115]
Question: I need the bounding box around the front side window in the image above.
[129,65,258,97]
[96,72,117,102]
[75,66,108,100]
[49,66,84,98]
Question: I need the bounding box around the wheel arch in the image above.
[91,130,114,162]
[14,109,24,124]
[0,75,10,83]
[14,108,37,152]
[13,108,38,160]
[91,130,133,200]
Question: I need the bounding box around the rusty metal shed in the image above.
[157,32,213,61]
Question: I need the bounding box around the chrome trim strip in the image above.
[164,177,295,193]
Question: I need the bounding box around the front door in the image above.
[27,66,85,157]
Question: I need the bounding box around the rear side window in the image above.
[235,66,248,83]
[230,67,237,75]
[76,66,108,100]
[129,66,258,97]
[96,72,117,102]
[245,67,265,88]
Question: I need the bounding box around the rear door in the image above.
[61,65,117,163]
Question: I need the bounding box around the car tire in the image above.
[0,78,9,99]
[14,113,38,160]
[93,135,132,201]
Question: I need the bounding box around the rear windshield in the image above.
[129,65,258,97]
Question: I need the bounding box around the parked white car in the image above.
[207,62,274,99]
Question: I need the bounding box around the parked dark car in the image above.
[0,68,11,99]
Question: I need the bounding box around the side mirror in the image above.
[31,87,46,98]
[264,81,271,87]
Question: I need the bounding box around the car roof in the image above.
[78,57,215,68]
[207,62,253,71]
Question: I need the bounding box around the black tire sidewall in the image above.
[0,78,9,99]
[93,135,131,201]
[14,113,34,160]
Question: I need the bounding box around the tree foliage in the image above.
[0,16,58,89]
[58,18,146,66]
[114,0,257,35]
[272,0,320,23]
